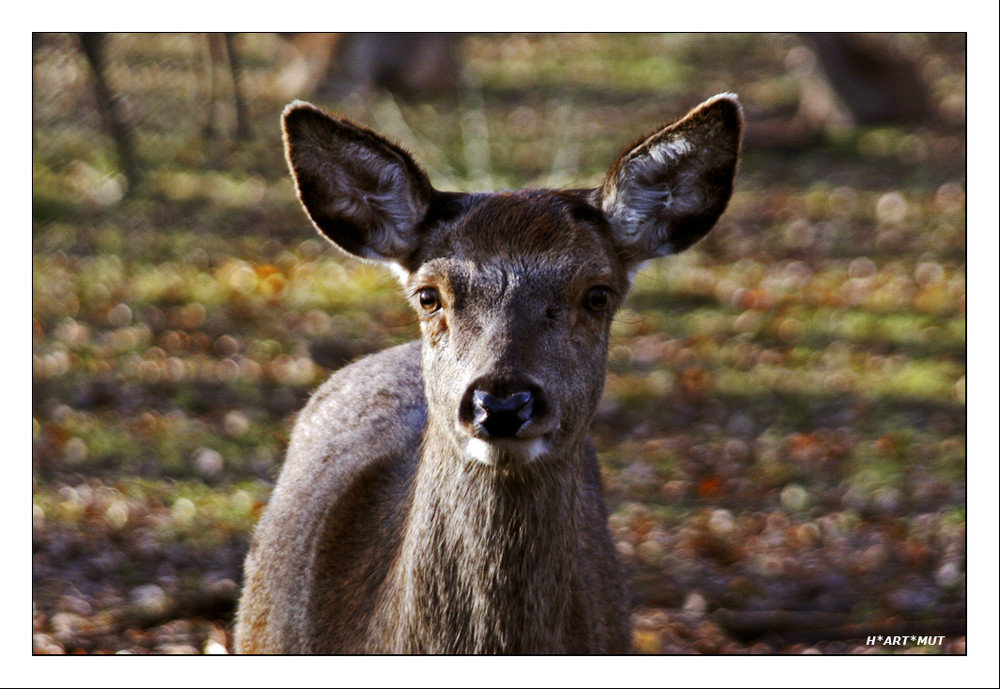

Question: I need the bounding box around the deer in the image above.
[233,93,742,654]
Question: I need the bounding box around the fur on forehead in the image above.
[418,190,622,267]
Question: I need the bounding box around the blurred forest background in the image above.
[32,33,966,654]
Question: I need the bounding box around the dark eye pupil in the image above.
[587,288,608,311]
[419,288,439,312]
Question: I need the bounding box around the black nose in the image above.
[459,379,545,439]
[472,390,533,438]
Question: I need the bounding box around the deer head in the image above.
[282,94,742,469]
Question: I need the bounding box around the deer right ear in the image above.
[600,94,743,268]
[282,101,434,265]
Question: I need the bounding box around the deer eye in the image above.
[418,287,441,313]
[584,287,610,313]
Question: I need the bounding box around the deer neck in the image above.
[380,417,585,653]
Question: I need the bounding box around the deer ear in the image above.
[600,94,743,267]
[282,101,433,264]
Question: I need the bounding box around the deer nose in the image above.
[459,379,545,439]
[473,390,533,438]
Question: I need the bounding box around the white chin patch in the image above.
[466,437,549,466]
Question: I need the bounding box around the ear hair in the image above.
[282,101,433,265]
[600,93,743,268]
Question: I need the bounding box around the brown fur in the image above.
[235,95,742,654]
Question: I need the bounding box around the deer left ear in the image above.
[599,94,743,268]
[282,100,435,267]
